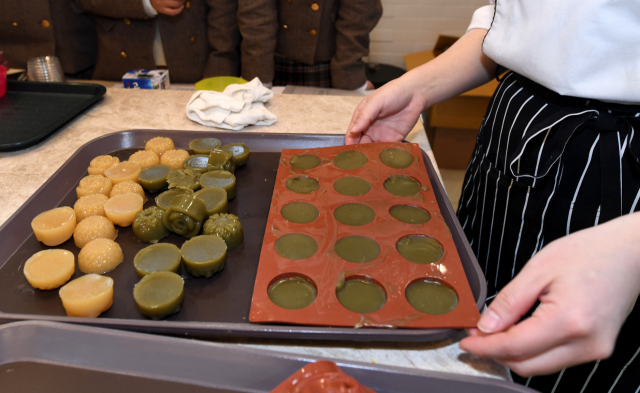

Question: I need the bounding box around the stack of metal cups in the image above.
[27,56,66,82]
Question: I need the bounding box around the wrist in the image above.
[143,0,158,16]
[399,70,432,111]
[598,213,640,277]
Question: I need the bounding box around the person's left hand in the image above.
[459,213,640,376]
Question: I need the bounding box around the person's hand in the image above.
[151,0,185,16]
[345,75,427,145]
[459,213,640,376]
[365,80,375,90]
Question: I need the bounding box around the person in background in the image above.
[75,0,217,83]
[0,0,97,79]
[270,0,382,90]
[204,0,278,85]
[346,1,640,392]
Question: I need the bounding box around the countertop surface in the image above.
[0,86,508,381]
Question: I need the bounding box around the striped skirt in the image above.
[457,72,640,392]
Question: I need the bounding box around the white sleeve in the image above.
[467,4,495,32]
[142,0,159,17]
[355,80,369,92]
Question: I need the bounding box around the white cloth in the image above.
[186,78,278,130]
[467,0,640,104]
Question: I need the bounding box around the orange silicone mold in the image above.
[249,142,480,329]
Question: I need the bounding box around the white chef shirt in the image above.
[468,0,640,104]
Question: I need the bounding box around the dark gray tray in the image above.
[0,81,106,151]
[0,321,535,393]
[0,130,486,342]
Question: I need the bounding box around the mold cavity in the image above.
[290,154,321,170]
[281,202,319,224]
[396,235,443,264]
[333,176,371,196]
[379,148,414,169]
[333,150,368,170]
[268,274,317,310]
[405,278,458,315]
[275,233,318,260]
[383,175,422,197]
[334,236,380,263]
[389,205,431,224]
[285,176,320,194]
[336,276,386,314]
[333,203,375,226]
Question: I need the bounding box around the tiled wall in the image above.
[368,0,488,69]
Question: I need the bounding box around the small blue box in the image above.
[122,69,170,89]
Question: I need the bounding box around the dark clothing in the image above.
[275,0,382,89]
[236,0,278,83]
[0,0,96,75]
[205,0,278,83]
[458,72,640,392]
[274,56,331,87]
[75,0,210,83]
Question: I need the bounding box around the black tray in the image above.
[0,321,535,393]
[0,80,106,151]
[0,130,486,342]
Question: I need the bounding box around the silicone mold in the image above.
[250,142,481,329]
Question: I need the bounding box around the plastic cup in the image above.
[27,56,65,82]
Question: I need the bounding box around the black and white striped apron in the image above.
[457,72,640,393]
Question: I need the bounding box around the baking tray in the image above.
[0,80,106,151]
[0,321,536,393]
[0,130,486,342]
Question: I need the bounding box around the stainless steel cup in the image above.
[27,56,66,82]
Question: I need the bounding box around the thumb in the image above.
[347,95,383,136]
[478,266,547,333]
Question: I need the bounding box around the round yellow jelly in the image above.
[74,194,109,222]
[145,136,175,157]
[59,274,114,318]
[23,249,75,290]
[103,193,144,227]
[88,155,120,176]
[160,149,190,170]
[31,206,77,246]
[78,238,124,274]
[73,215,118,249]
[104,161,142,185]
[76,175,113,199]
[128,150,160,169]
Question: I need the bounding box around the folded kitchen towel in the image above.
[186,77,277,130]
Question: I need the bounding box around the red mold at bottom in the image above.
[250,142,480,329]
[270,360,375,393]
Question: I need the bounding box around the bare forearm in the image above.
[405,28,496,109]
[345,28,497,144]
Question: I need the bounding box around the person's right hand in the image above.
[345,76,426,145]
[345,29,496,145]
[151,0,185,16]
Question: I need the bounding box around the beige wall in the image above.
[368,0,488,69]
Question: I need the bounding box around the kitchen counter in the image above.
[0,87,508,381]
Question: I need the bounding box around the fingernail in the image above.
[477,309,500,333]
[349,123,358,133]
